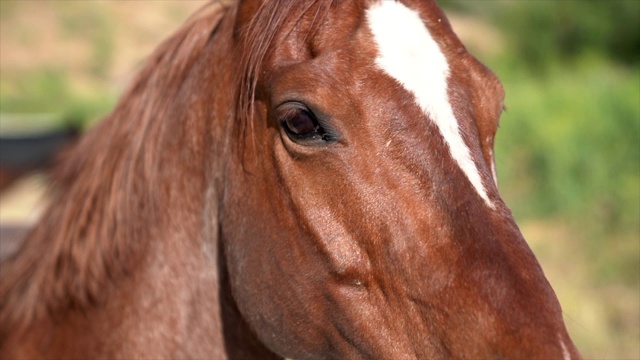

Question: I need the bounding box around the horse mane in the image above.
[0,0,334,345]
[0,1,230,341]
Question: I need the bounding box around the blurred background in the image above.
[0,1,638,358]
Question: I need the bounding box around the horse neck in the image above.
[1,4,273,358]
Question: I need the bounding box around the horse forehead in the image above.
[362,0,493,208]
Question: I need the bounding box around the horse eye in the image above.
[277,103,335,144]
[281,108,316,137]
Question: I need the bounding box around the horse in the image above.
[0,1,581,358]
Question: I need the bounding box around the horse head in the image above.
[221,1,580,358]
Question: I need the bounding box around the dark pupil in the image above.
[284,110,316,136]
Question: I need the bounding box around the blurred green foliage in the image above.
[495,56,639,232]
[501,1,639,68]
[57,1,114,79]
[0,1,116,132]
[444,0,640,67]
[0,69,112,131]
[496,58,639,285]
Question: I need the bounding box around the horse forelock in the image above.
[235,0,334,145]
[0,1,230,342]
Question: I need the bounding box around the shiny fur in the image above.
[0,1,580,359]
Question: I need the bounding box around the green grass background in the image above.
[1,1,638,358]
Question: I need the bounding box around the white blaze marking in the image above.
[366,1,493,208]
[560,339,571,360]
[489,148,498,186]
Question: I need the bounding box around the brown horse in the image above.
[0,1,581,358]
